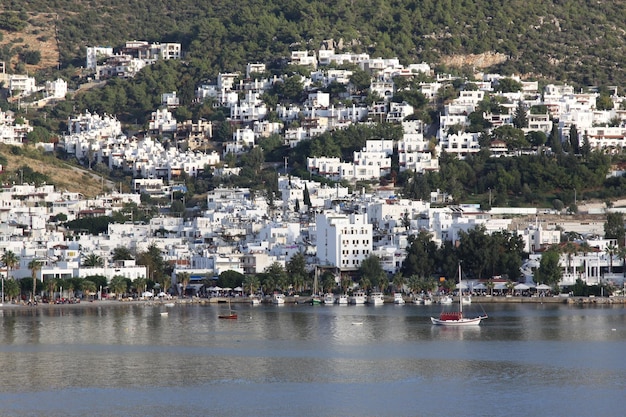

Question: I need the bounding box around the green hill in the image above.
[3,1,626,86]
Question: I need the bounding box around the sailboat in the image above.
[218,297,237,319]
[431,263,487,326]
[311,266,322,305]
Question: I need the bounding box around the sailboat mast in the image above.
[458,262,463,314]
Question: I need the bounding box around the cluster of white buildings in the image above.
[1,173,623,293]
[3,43,626,292]
[59,110,220,181]
[86,41,182,79]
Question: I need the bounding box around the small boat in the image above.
[368,292,384,305]
[431,263,487,327]
[439,295,453,305]
[323,293,335,304]
[310,295,322,305]
[250,296,261,305]
[272,293,285,305]
[423,297,433,305]
[219,298,237,319]
[412,295,424,305]
[349,290,366,305]
[336,294,349,305]
[394,293,405,305]
[351,321,363,325]
[164,302,175,308]
[461,295,472,305]
[160,312,169,316]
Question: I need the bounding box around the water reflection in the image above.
[0,302,625,417]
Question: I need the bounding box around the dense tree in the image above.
[401,231,437,278]
[535,247,562,287]
[218,270,244,290]
[604,212,626,246]
[349,68,371,94]
[359,255,386,291]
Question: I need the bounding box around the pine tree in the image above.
[512,100,527,129]
[569,125,580,154]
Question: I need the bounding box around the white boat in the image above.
[164,302,175,308]
[349,291,366,305]
[368,292,384,305]
[461,295,472,305]
[323,293,335,304]
[250,296,261,305]
[412,295,424,305]
[423,297,433,306]
[431,264,487,327]
[336,294,349,305]
[439,295,453,304]
[394,293,405,305]
[272,293,285,305]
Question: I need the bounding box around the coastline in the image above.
[1,294,625,309]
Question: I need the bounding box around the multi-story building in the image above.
[315,212,373,271]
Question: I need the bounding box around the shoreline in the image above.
[1,294,625,309]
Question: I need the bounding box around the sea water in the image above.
[0,302,625,417]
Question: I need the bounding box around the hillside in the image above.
[0,146,112,198]
[0,12,59,73]
[2,1,626,86]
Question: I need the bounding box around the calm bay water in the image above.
[0,301,625,417]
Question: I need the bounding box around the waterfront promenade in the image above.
[3,293,624,308]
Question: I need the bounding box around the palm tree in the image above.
[340,276,352,294]
[1,250,19,303]
[392,273,406,293]
[4,278,19,302]
[244,275,260,296]
[110,276,128,300]
[359,277,372,292]
[28,259,42,303]
[112,246,134,261]
[47,277,59,302]
[407,274,420,295]
[561,242,577,275]
[133,277,147,296]
[177,272,190,297]
[82,280,97,300]
[618,246,626,278]
[1,250,19,280]
[321,272,336,293]
[82,253,104,267]
[605,243,618,274]
[505,280,516,295]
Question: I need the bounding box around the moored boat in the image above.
[349,290,366,305]
[219,297,238,319]
[368,292,384,305]
[394,293,405,304]
[323,293,335,304]
[336,294,349,305]
[439,295,453,305]
[431,264,487,326]
[272,293,285,304]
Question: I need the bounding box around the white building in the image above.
[315,212,373,271]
